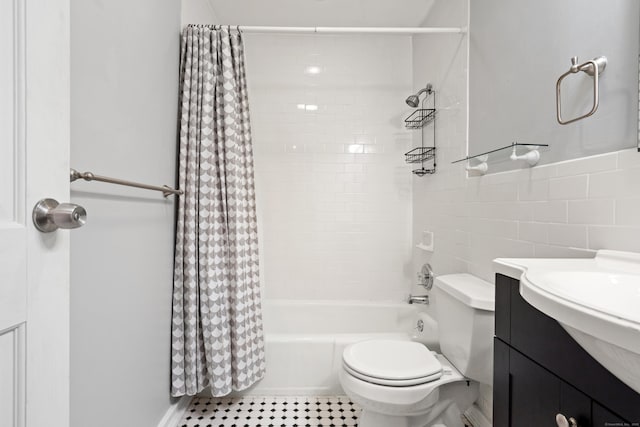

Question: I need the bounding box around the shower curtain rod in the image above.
[197,25,466,35]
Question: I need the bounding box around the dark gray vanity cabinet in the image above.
[493,274,640,427]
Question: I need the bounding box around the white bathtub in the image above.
[243,300,439,396]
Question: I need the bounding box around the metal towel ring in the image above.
[556,56,607,125]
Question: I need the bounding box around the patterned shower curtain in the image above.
[171,25,265,397]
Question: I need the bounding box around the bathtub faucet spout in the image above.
[408,294,430,305]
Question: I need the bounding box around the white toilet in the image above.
[339,273,495,427]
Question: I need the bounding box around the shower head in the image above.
[405,94,421,108]
[406,83,433,107]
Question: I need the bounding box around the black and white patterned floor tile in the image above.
[180,396,361,427]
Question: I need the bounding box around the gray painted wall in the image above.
[469,0,639,170]
[181,0,219,25]
[70,0,180,426]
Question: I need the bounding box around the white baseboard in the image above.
[157,396,193,427]
[464,404,492,427]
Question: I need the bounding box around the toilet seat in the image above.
[343,362,444,386]
[342,340,443,387]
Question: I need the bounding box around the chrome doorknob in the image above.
[32,198,87,233]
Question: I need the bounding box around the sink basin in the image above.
[494,250,640,394]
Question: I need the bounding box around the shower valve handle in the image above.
[417,263,434,290]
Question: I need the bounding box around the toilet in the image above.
[338,273,495,427]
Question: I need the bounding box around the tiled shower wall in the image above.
[244,34,415,300]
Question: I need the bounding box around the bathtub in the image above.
[243,300,439,396]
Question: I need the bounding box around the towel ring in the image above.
[556,56,607,125]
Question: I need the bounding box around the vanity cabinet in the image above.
[493,274,640,427]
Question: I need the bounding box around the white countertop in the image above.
[493,257,596,280]
[493,250,640,281]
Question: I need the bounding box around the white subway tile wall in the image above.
[414,149,640,285]
[244,34,414,300]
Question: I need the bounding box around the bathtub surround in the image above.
[245,33,414,301]
[410,0,468,297]
[70,0,180,426]
[172,26,265,397]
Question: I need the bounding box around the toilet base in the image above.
[339,353,479,427]
[358,398,466,427]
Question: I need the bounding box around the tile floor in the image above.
[180,396,362,427]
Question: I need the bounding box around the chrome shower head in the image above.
[406,83,433,107]
[405,94,421,108]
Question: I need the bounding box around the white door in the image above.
[0,0,70,426]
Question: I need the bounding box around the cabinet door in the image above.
[493,338,510,427]
[592,402,629,427]
[510,349,560,427]
[560,382,591,427]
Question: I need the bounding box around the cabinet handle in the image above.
[556,413,578,427]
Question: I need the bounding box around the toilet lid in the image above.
[343,340,443,382]
[343,362,444,387]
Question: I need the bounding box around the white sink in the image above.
[494,250,640,394]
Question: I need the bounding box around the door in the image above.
[510,349,561,427]
[509,349,592,427]
[592,402,629,427]
[560,382,591,427]
[493,338,510,427]
[0,0,70,426]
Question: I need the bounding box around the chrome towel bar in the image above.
[556,56,607,125]
[70,168,183,197]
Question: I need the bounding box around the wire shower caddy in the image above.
[404,87,436,176]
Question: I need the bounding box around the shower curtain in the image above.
[171,25,265,397]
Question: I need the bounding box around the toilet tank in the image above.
[434,273,495,385]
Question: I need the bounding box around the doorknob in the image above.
[556,413,578,427]
[32,198,87,232]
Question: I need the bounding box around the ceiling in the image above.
[207,0,437,27]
